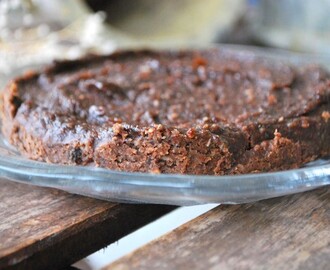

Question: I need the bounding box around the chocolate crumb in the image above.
[322,111,330,122]
[71,147,83,164]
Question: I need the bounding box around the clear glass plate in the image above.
[0,45,329,206]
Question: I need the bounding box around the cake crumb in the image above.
[186,128,196,139]
[268,94,277,105]
[274,129,281,138]
[112,123,123,135]
[192,56,207,69]
[245,88,255,103]
[301,119,310,128]
[150,168,161,174]
[206,138,212,147]
[322,111,330,122]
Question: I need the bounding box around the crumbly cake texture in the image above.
[1,49,330,175]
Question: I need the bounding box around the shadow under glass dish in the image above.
[0,45,329,205]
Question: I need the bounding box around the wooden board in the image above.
[0,179,175,270]
[107,187,330,270]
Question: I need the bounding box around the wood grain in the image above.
[0,179,175,270]
[107,187,330,270]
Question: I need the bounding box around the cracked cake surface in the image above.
[1,49,330,175]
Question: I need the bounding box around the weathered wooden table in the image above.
[0,177,329,270]
[107,187,330,270]
[0,179,174,270]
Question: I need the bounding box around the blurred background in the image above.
[1,1,330,269]
[2,0,330,76]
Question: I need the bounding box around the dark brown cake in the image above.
[1,49,330,175]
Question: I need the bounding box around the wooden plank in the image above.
[0,179,175,270]
[106,187,330,270]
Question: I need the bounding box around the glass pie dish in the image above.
[0,45,329,206]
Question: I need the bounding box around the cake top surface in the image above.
[15,49,329,135]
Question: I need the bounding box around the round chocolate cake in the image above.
[1,49,330,174]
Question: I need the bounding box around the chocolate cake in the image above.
[1,49,330,175]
